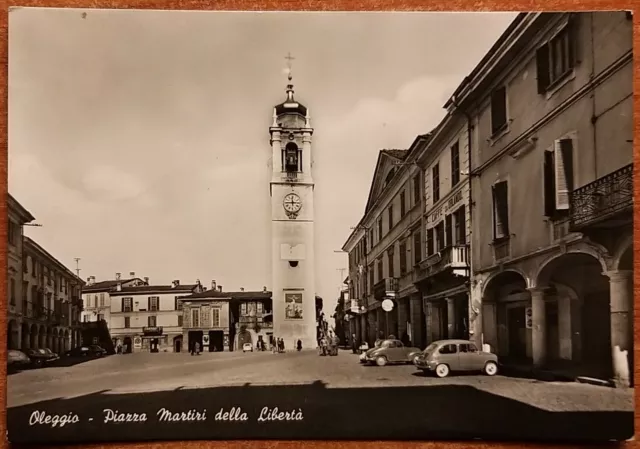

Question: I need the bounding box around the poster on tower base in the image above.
[5,6,634,447]
[285,293,303,319]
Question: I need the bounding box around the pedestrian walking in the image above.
[351,334,357,354]
[195,341,201,355]
[296,339,302,351]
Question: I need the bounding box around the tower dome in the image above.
[274,73,307,117]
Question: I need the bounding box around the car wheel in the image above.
[484,361,498,376]
[435,363,450,378]
[375,356,387,367]
[33,359,43,368]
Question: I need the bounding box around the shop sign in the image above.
[143,326,163,336]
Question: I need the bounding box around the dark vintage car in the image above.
[42,348,59,361]
[7,350,32,371]
[25,349,58,368]
[89,345,107,357]
[361,339,422,366]
[414,339,499,378]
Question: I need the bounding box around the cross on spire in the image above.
[285,52,295,80]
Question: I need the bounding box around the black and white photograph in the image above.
[5,8,635,444]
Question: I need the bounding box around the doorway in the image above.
[123,337,133,354]
[507,306,527,360]
[188,331,203,353]
[209,330,224,352]
[174,336,183,353]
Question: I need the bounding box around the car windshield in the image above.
[422,343,438,354]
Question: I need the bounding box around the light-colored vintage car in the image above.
[361,339,422,366]
[414,339,499,378]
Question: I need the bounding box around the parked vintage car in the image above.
[65,346,91,357]
[7,350,32,371]
[88,345,107,357]
[42,348,59,361]
[361,339,422,366]
[414,339,499,378]
[25,349,58,368]
[242,343,253,353]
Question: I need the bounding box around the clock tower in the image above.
[269,58,317,348]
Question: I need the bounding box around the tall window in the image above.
[23,257,28,274]
[175,297,183,310]
[192,309,200,328]
[445,214,453,247]
[99,293,105,307]
[426,228,434,256]
[490,86,508,135]
[387,249,394,278]
[387,206,393,231]
[377,218,383,240]
[432,164,440,203]
[435,222,445,252]
[122,297,133,312]
[413,230,422,265]
[454,206,466,245]
[86,296,92,308]
[10,279,15,305]
[124,317,130,328]
[284,142,300,172]
[212,308,221,327]
[400,191,406,217]
[492,181,510,240]
[31,258,36,277]
[148,296,159,312]
[368,264,374,290]
[544,139,574,217]
[7,221,18,246]
[241,303,247,315]
[148,316,157,327]
[450,142,460,187]
[177,315,183,327]
[399,240,407,275]
[377,258,383,281]
[536,17,577,93]
[413,175,421,205]
[257,302,263,313]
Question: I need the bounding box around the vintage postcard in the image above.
[5,7,635,443]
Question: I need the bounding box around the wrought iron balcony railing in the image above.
[373,277,399,300]
[414,245,470,282]
[570,164,633,230]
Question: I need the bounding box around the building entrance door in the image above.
[188,331,203,353]
[209,330,224,352]
[507,306,527,360]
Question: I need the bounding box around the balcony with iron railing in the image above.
[415,245,470,281]
[373,277,399,301]
[570,163,633,231]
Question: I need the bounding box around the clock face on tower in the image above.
[283,193,302,214]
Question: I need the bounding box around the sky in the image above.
[8,8,517,314]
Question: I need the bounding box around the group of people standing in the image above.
[269,337,303,353]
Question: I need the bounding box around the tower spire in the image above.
[284,52,296,102]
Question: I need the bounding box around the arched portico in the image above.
[38,325,46,349]
[7,320,19,350]
[481,271,531,361]
[535,252,612,378]
[30,324,38,349]
[21,323,30,350]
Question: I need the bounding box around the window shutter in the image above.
[560,138,574,194]
[121,297,125,312]
[536,45,550,93]
[147,297,151,311]
[554,140,570,210]
[543,150,556,216]
[493,181,510,238]
[567,14,578,65]
[445,215,453,247]
[457,206,467,245]
[491,184,498,239]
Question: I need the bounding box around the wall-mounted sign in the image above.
[381,299,394,312]
[203,334,210,345]
[133,337,142,348]
[285,293,303,319]
[428,189,465,224]
[142,326,163,336]
[525,307,533,329]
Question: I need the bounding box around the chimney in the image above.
[144,277,149,285]
[129,271,135,278]
[88,276,96,286]
[211,280,217,290]
[240,287,245,292]
[218,285,222,292]
[115,272,121,281]
[263,286,267,293]
[172,280,180,288]
[116,282,122,292]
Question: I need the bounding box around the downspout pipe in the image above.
[449,97,476,344]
